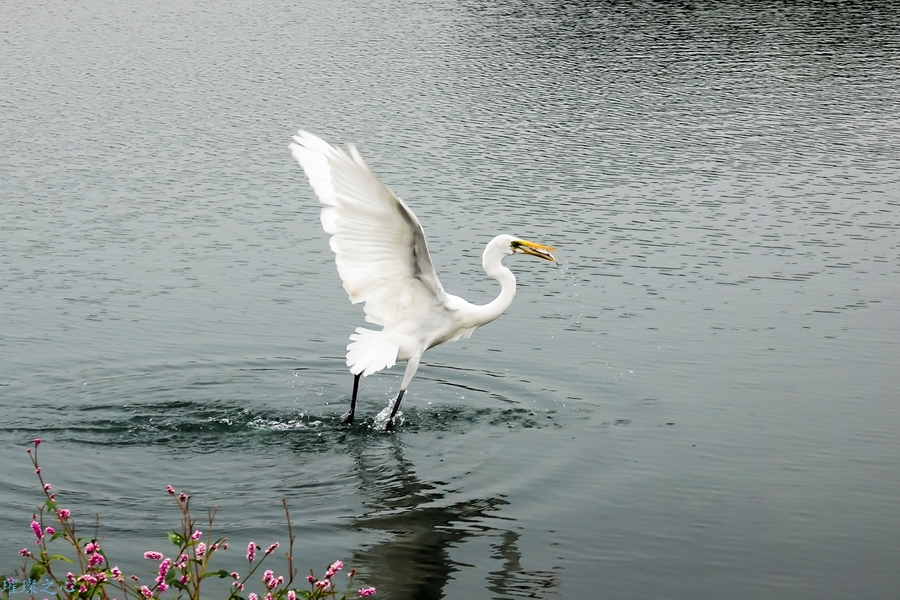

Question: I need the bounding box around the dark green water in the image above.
[2,0,899,598]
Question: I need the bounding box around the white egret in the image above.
[289,131,557,431]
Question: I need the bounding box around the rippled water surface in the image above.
[2,1,899,598]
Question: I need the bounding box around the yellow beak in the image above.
[516,239,557,262]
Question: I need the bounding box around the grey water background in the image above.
[2,0,899,597]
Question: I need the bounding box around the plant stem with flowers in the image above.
[2,439,375,600]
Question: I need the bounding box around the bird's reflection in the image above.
[341,436,558,600]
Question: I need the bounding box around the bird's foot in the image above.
[340,410,354,425]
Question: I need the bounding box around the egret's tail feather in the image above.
[347,327,399,376]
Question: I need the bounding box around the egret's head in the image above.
[510,238,557,262]
[482,234,557,275]
[483,234,557,268]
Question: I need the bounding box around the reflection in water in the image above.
[344,438,558,599]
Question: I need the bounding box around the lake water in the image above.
[1,0,899,598]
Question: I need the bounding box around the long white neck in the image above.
[465,251,516,328]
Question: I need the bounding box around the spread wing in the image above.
[290,130,448,327]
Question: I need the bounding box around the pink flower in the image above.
[34,468,41,474]
[288,591,296,600]
[307,574,315,584]
[43,484,51,491]
[263,570,274,584]
[45,526,55,535]
[326,560,343,578]
[30,520,43,540]
[158,558,172,577]
[143,551,164,561]
[196,542,206,557]
[230,572,239,580]
[358,588,377,597]
[246,542,258,562]
[265,542,279,555]
[178,574,189,584]
[178,493,187,502]
[140,586,152,597]
[84,542,98,553]
[191,530,202,541]
[265,595,273,600]
[315,580,330,589]
[111,567,124,582]
[19,548,32,557]
[166,485,175,494]
[89,553,104,566]
[34,438,42,445]
[57,509,71,519]
[248,594,259,600]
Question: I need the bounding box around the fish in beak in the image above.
[512,239,557,262]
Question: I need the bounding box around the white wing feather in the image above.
[289,131,448,329]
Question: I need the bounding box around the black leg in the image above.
[341,373,361,424]
[384,389,406,432]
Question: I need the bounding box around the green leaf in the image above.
[168,531,185,546]
[50,532,66,542]
[28,563,46,581]
[44,498,58,511]
[201,569,230,580]
[48,554,73,563]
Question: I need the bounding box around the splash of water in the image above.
[553,258,571,280]
[372,399,402,430]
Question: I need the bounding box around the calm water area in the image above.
[2,0,899,598]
